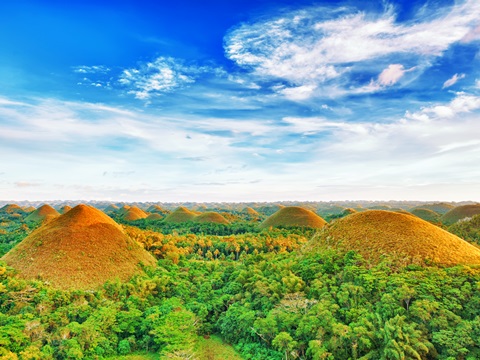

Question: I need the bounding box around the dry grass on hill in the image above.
[104,204,119,213]
[194,212,230,224]
[260,206,327,229]
[442,205,480,225]
[59,205,72,214]
[163,207,197,223]
[122,206,148,221]
[1,204,156,289]
[312,210,480,266]
[146,213,163,221]
[24,204,60,223]
[413,202,455,215]
[410,208,441,223]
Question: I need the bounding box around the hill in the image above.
[441,205,480,225]
[243,207,259,216]
[24,204,60,223]
[194,212,230,224]
[59,205,72,214]
[1,204,156,289]
[146,213,163,221]
[313,210,480,266]
[412,202,455,215]
[104,204,119,213]
[163,207,197,223]
[123,206,148,221]
[410,208,441,223]
[449,214,480,246]
[0,204,24,214]
[260,206,327,229]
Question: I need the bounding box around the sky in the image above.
[0,0,480,202]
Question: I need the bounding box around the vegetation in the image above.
[3,203,480,359]
[2,205,156,289]
[25,205,60,224]
[441,204,480,225]
[449,214,480,246]
[410,208,441,223]
[260,207,327,229]
[314,210,480,266]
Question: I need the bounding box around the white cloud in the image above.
[225,0,480,99]
[443,73,466,88]
[73,65,111,74]
[378,64,406,86]
[119,57,210,100]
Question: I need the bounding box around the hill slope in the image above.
[24,204,60,223]
[260,206,327,229]
[2,204,156,289]
[442,205,480,225]
[164,207,197,223]
[314,210,480,266]
[194,212,230,224]
[123,207,148,221]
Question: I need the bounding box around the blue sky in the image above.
[1,0,480,202]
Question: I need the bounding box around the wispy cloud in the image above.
[224,0,480,99]
[118,56,212,100]
[443,73,466,89]
[73,65,111,74]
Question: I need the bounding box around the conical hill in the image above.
[1,204,156,289]
[59,205,72,214]
[163,207,196,223]
[122,207,148,221]
[24,204,60,223]
[314,210,480,266]
[441,205,480,225]
[194,212,230,224]
[260,206,327,229]
[410,208,440,223]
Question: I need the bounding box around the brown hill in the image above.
[410,208,441,223]
[24,204,60,223]
[59,205,72,214]
[260,206,327,229]
[243,207,259,216]
[164,206,197,223]
[23,206,36,212]
[314,210,480,266]
[194,212,230,224]
[412,202,454,215]
[442,205,480,226]
[1,204,156,289]
[104,204,119,213]
[117,205,131,215]
[0,204,25,215]
[146,213,163,221]
[122,207,148,221]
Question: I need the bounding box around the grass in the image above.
[164,207,197,223]
[410,208,441,223]
[412,202,454,215]
[107,336,243,360]
[313,210,480,266]
[260,206,327,229]
[24,204,60,223]
[441,205,480,225]
[2,204,156,290]
[123,207,148,221]
[194,212,230,224]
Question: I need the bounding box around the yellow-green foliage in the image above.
[24,204,60,223]
[194,212,230,224]
[260,206,327,229]
[314,210,480,266]
[163,207,197,223]
[104,204,119,213]
[2,204,156,290]
[441,205,480,225]
[410,208,441,223]
[59,205,72,214]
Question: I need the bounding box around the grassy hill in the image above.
[410,208,441,223]
[123,206,148,221]
[441,204,480,225]
[313,210,480,266]
[2,204,156,289]
[24,204,60,223]
[260,206,327,229]
[164,207,197,223]
[194,212,230,224]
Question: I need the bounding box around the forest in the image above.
[1,204,480,359]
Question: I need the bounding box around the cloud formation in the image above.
[225,0,480,99]
[118,57,211,100]
[443,73,466,89]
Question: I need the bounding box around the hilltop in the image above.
[260,206,327,229]
[194,212,230,224]
[1,204,156,289]
[313,210,480,266]
[442,205,480,225]
[164,207,197,223]
[24,204,60,223]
